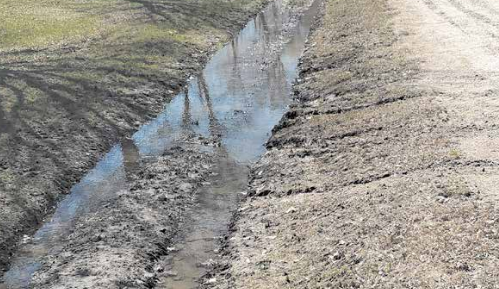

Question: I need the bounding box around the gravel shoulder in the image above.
[0,0,267,274]
[205,0,499,287]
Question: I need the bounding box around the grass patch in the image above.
[449,148,461,159]
[0,0,118,51]
[0,0,263,52]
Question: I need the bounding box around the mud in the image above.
[205,0,499,288]
[1,0,320,287]
[0,0,268,275]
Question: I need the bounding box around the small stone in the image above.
[22,235,31,244]
[199,259,216,268]
[179,182,194,192]
[206,278,217,284]
[286,207,297,214]
[154,265,164,273]
[456,262,471,271]
[91,235,103,242]
[332,251,343,260]
[164,270,178,277]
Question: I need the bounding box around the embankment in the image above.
[207,0,499,287]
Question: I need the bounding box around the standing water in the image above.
[1,0,321,288]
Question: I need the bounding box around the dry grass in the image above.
[204,0,499,288]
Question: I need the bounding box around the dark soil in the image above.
[0,0,267,274]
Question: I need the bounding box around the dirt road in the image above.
[205,0,499,288]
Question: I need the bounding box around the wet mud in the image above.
[0,0,267,278]
[1,0,319,287]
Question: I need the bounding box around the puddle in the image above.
[0,0,321,288]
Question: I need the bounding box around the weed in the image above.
[449,148,461,159]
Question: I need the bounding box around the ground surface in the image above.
[1,1,317,287]
[30,140,218,288]
[0,0,267,273]
[205,0,499,288]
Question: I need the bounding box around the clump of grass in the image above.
[439,177,474,198]
[449,148,461,159]
[25,87,47,103]
[0,168,18,189]
[0,88,17,113]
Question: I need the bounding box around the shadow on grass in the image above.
[0,0,264,274]
[124,0,250,29]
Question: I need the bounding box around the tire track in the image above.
[448,0,498,27]
[421,0,466,32]
[421,0,499,49]
[475,0,499,16]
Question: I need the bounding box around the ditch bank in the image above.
[1,0,321,287]
[205,0,499,287]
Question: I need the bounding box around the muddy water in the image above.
[1,0,320,288]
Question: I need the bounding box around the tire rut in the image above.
[422,0,499,42]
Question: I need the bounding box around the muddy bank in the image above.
[0,0,268,273]
[2,0,321,287]
[206,0,499,287]
[28,141,218,288]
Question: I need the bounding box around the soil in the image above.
[0,0,268,275]
[1,0,318,287]
[204,0,499,288]
[29,139,219,288]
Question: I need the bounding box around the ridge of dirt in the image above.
[0,0,268,274]
[204,0,499,287]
